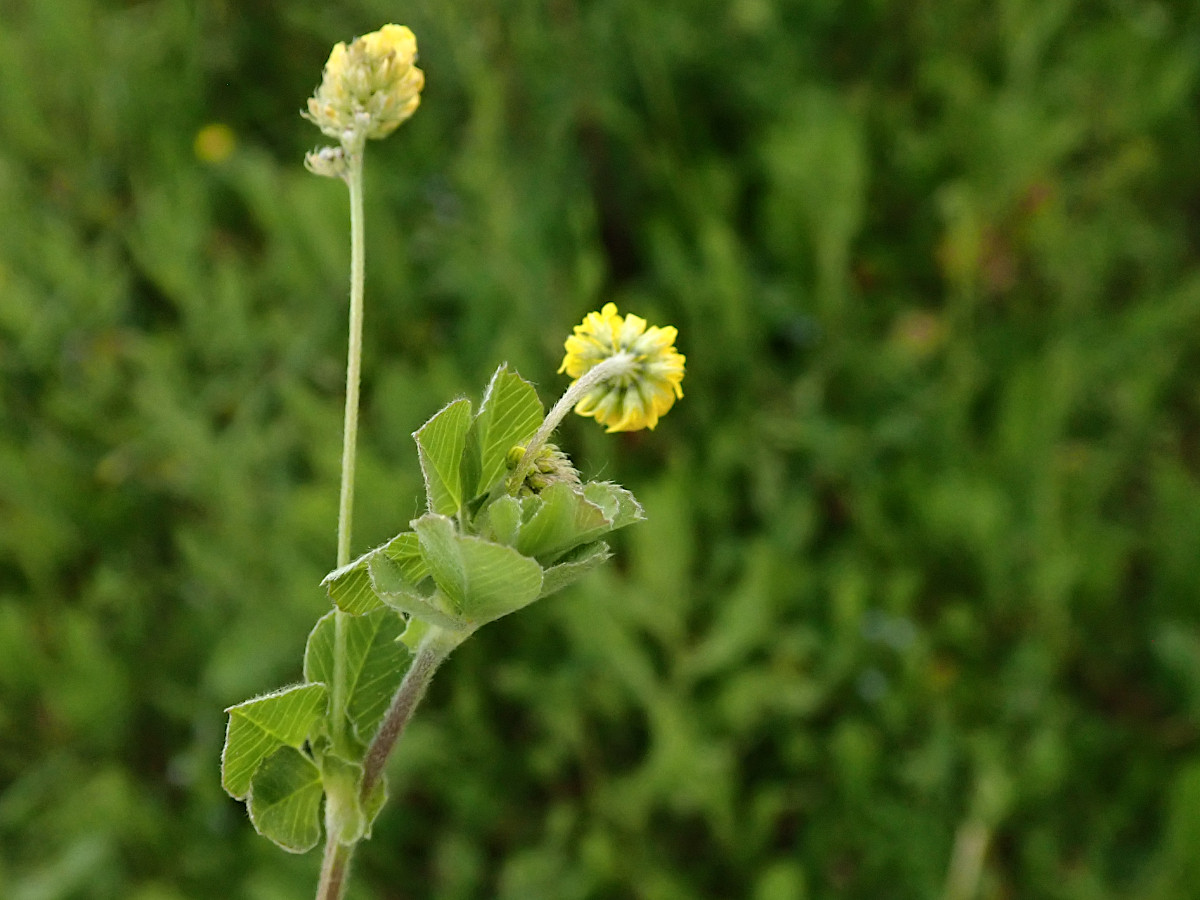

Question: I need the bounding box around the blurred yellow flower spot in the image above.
[560,302,685,432]
[194,123,236,164]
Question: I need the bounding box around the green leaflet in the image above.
[246,746,324,853]
[582,481,646,533]
[322,553,381,615]
[413,513,543,626]
[515,481,612,563]
[323,531,429,615]
[399,616,432,652]
[221,683,328,800]
[471,365,544,497]
[369,553,464,630]
[477,493,522,546]
[304,608,411,744]
[415,398,472,516]
[538,541,612,598]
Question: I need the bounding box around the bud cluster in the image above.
[507,443,582,497]
[303,145,350,180]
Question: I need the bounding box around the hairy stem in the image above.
[361,626,463,799]
[316,832,353,900]
[336,152,367,569]
[314,627,460,900]
[317,150,368,900]
[329,152,367,758]
[512,352,635,487]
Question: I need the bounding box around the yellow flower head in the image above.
[305,24,425,145]
[559,303,685,432]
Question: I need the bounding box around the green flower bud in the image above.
[506,443,581,497]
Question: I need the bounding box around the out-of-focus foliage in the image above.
[1,0,1199,897]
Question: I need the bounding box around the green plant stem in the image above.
[316,832,353,900]
[331,152,368,755]
[512,352,635,487]
[361,626,463,799]
[314,626,461,900]
[317,150,368,900]
[336,152,367,570]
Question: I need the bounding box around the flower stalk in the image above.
[310,25,426,900]
[511,353,636,488]
[336,152,366,569]
[318,147,366,900]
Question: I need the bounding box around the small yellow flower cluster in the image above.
[305,24,424,146]
[560,303,686,432]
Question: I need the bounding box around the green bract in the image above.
[221,364,643,852]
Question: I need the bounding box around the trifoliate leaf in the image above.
[246,746,323,853]
[472,366,543,496]
[222,683,328,799]
[415,398,472,516]
[413,513,544,626]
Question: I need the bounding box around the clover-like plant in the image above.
[218,25,685,900]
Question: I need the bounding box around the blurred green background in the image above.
[2,0,1200,897]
